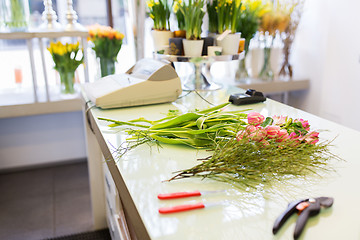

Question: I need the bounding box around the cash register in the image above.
[83,58,182,109]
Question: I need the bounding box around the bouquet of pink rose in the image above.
[169,111,335,190]
[236,112,319,146]
[100,103,336,190]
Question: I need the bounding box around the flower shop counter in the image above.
[83,86,360,240]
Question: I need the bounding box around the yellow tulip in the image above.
[147,0,154,8]
[173,1,179,13]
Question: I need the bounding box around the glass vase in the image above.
[58,70,75,95]
[259,47,274,81]
[235,55,250,84]
[99,58,115,78]
[3,0,30,32]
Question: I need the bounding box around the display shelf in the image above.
[0,98,82,119]
[0,29,90,104]
[236,78,310,94]
[0,87,82,119]
[0,29,89,39]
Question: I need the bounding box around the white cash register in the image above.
[83,58,182,109]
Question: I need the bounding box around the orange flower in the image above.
[87,24,124,60]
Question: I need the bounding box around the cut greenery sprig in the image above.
[167,137,336,190]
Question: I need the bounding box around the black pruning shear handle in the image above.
[273,197,334,239]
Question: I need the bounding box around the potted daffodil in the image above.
[216,0,243,55]
[147,0,174,53]
[176,0,206,57]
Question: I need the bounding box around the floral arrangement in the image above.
[147,0,171,30]
[176,0,206,40]
[47,41,83,94]
[47,41,83,74]
[279,0,304,79]
[88,24,124,77]
[236,0,270,52]
[168,111,334,189]
[216,0,242,34]
[88,24,124,61]
[260,0,295,35]
[100,103,336,190]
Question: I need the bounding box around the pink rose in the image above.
[265,125,281,139]
[260,139,270,146]
[236,125,257,141]
[247,112,265,126]
[237,125,267,142]
[249,126,266,141]
[289,132,298,139]
[276,129,289,142]
[272,115,287,126]
[294,118,310,131]
[304,131,319,145]
[236,129,246,141]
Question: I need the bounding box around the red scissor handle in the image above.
[159,202,205,214]
[158,191,201,200]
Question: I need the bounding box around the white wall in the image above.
[289,0,360,131]
[0,111,87,171]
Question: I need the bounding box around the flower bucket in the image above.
[182,39,204,57]
[151,30,174,53]
[216,33,241,55]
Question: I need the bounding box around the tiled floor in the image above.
[0,160,93,240]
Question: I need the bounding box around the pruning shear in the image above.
[272,197,334,239]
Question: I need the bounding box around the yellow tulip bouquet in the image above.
[47,41,83,94]
[88,24,125,77]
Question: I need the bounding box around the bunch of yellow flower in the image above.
[173,0,185,31]
[88,24,125,61]
[47,41,83,73]
[176,0,206,40]
[146,0,171,30]
[260,0,295,35]
[236,0,271,52]
[216,0,242,34]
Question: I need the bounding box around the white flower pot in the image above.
[182,39,204,57]
[151,30,174,53]
[216,33,241,55]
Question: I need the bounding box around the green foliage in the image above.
[168,136,337,190]
[217,0,242,34]
[92,37,123,61]
[207,0,218,33]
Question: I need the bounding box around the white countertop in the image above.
[87,86,360,240]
